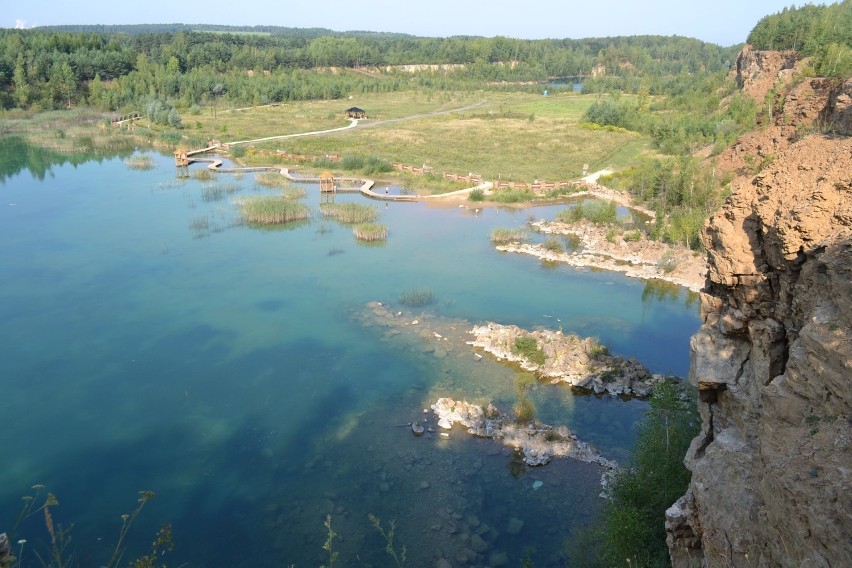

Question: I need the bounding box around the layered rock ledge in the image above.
[667,133,852,567]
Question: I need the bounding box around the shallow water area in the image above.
[0,150,699,566]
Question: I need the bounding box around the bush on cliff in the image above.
[567,380,699,567]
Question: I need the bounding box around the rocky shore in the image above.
[427,397,616,472]
[469,322,664,397]
[496,219,705,292]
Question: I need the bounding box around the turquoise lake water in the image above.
[0,149,699,567]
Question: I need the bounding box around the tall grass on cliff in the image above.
[567,381,699,567]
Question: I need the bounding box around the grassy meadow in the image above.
[211,91,651,183]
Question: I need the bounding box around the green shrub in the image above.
[468,188,485,202]
[556,200,618,225]
[513,336,546,366]
[340,155,365,171]
[541,236,564,253]
[598,381,699,566]
[623,230,642,242]
[492,188,536,203]
[513,396,537,424]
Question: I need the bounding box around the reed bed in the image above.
[255,171,290,188]
[556,200,618,225]
[321,203,379,224]
[124,155,154,170]
[281,187,307,200]
[201,183,241,203]
[353,223,388,242]
[490,227,529,244]
[239,196,311,224]
[192,168,215,182]
[398,287,433,307]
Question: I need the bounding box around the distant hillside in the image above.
[35,23,415,39]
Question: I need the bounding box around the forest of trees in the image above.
[0,27,737,112]
[747,0,852,76]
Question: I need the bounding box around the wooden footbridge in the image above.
[174,144,489,202]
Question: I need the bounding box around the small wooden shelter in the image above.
[319,171,336,204]
[174,148,189,166]
[344,107,366,119]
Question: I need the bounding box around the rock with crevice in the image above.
[667,133,852,567]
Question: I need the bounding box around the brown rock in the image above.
[669,131,852,567]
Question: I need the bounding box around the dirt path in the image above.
[223,100,488,147]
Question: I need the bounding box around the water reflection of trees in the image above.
[641,279,699,311]
[0,136,131,183]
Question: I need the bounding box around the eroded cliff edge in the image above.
[666,129,852,565]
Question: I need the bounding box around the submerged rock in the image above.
[411,420,425,436]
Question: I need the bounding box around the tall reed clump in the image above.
[353,223,388,242]
[398,287,433,307]
[239,196,310,224]
[124,156,154,170]
[192,168,215,182]
[281,187,307,200]
[321,203,379,224]
[490,227,529,244]
[201,183,241,202]
[513,371,538,424]
[556,199,618,225]
[255,171,290,188]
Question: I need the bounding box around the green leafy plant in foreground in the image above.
[368,514,406,568]
[320,514,338,568]
[7,487,169,568]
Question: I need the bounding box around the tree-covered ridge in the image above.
[747,0,852,76]
[0,27,738,112]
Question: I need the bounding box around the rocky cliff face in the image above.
[667,47,852,567]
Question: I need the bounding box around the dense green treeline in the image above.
[747,0,852,76]
[0,27,736,111]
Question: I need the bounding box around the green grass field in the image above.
[202,91,651,183]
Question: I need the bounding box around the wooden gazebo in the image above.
[319,171,336,204]
[174,148,189,166]
[344,107,366,119]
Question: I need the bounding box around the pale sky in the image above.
[10,0,835,46]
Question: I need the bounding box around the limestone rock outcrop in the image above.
[667,133,852,566]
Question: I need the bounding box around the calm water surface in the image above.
[0,150,699,567]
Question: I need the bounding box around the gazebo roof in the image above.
[345,107,365,113]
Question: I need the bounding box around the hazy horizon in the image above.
[11,0,840,47]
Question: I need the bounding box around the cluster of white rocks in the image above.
[429,397,616,471]
[468,322,664,397]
